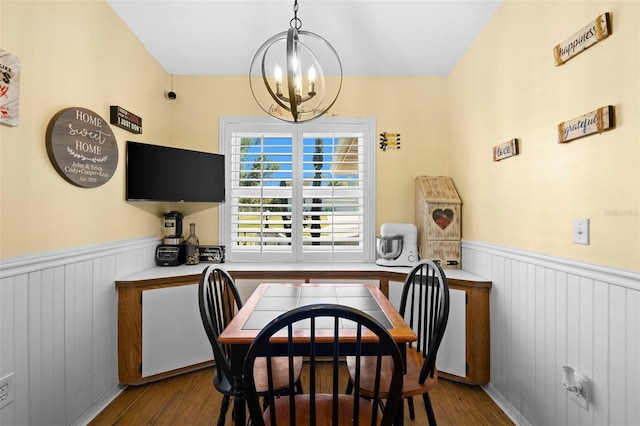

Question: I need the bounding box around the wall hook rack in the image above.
[379,132,401,151]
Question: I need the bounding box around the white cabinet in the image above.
[435,288,467,377]
[141,285,212,377]
[116,275,217,386]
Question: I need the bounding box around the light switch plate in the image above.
[573,218,590,245]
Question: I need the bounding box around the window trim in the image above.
[219,116,376,263]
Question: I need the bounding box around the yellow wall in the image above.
[0,1,449,257]
[2,1,638,271]
[0,0,173,258]
[447,0,639,270]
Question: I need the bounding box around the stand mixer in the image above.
[375,223,420,267]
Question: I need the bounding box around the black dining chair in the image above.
[346,259,450,425]
[197,265,303,426]
[243,303,404,426]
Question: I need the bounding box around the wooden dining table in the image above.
[218,282,417,426]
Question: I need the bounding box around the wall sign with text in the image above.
[46,107,119,188]
[493,139,519,161]
[558,105,615,144]
[554,13,611,66]
[110,105,142,134]
[0,49,20,127]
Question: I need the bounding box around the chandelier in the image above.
[249,0,342,122]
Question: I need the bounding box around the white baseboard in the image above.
[482,383,531,426]
[71,385,126,426]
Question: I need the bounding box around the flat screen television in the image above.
[126,141,225,202]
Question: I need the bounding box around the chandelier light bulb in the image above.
[274,64,282,83]
[295,75,302,95]
[308,66,316,94]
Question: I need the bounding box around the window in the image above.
[220,117,376,263]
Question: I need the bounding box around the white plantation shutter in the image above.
[229,132,294,255]
[220,117,375,263]
[299,133,364,259]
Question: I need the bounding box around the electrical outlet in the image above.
[573,218,590,245]
[569,372,589,410]
[0,373,15,409]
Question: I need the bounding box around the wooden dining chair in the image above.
[197,265,302,426]
[243,303,404,426]
[346,259,451,425]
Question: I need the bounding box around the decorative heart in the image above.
[432,209,454,230]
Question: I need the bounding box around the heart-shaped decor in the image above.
[432,209,454,230]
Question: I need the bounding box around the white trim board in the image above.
[482,383,531,426]
[0,236,159,278]
[461,240,639,291]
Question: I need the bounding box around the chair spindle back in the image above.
[400,259,450,384]
[244,304,404,426]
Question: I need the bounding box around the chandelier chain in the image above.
[290,0,302,30]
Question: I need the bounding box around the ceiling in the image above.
[106,0,502,77]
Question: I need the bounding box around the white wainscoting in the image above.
[2,238,637,426]
[0,237,158,426]
[461,241,640,426]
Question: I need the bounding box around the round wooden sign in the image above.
[46,107,118,188]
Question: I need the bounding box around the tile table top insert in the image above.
[242,284,393,330]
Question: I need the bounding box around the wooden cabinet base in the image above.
[117,275,207,386]
[440,278,491,385]
[116,267,491,386]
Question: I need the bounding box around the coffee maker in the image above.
[162,211,184,244]
[156,211,186,266]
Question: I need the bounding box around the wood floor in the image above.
[90,365,513,425]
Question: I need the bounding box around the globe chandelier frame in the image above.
[249,0,343,122]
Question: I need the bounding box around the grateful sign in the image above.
[554,13,611,66]
[558,106,615,144]
[493,139,519,161]
[46,107,119,188]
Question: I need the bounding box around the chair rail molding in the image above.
[461,240,639,290]
[0,236,160,278]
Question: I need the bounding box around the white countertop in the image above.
[117,262,490,283]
